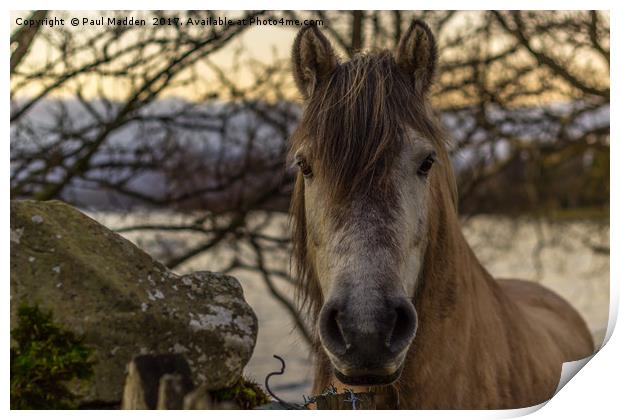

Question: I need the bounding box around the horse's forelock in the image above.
[291,51,448,202]
[290,175,323,329]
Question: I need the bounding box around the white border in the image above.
[2,1,617,10]
[4,2,616,418]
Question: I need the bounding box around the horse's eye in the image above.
[417,153,435,176]
[297,158,313,178]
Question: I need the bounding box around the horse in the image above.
[288,20,594,409]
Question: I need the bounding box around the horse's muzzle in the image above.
[318,295,417,385]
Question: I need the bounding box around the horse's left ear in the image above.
[395,20,438,96]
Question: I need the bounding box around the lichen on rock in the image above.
[10,200,258,405]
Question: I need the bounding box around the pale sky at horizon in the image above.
[10,10,314,101]
[10,10,610,104]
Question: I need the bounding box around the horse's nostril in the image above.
[319,302,348,356]
[388,299,418,354]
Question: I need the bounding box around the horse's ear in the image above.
[395,20,438,96]
[292,25,338,99]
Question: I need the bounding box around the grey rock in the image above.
[10,200,258,404]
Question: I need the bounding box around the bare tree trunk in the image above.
[10,10,47,74]
[392,10,402,45]
[351,11,364,54]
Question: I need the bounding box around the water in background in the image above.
[88,211,609,402]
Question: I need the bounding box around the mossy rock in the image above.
[10,200,258,405]
[11,303,95,409]
[211,377,271,409]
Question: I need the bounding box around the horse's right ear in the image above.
[395,20,438,96]
[292,25,338,99]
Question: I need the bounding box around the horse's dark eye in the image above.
[297,158,313,178]
[417,154,435,176]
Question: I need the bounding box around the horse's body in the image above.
[289,21,594,409]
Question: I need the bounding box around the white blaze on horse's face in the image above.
[301,133,433,298]
[297,133,435,385]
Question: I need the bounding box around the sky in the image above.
[10,10,305,101]
[10,10,610,104]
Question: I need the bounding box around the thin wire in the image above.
[343,389,359,409]
[264,354,305,410]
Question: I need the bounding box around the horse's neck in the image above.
[403,189,520,397]
[395,190,563,408]
[415,196,500,337]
